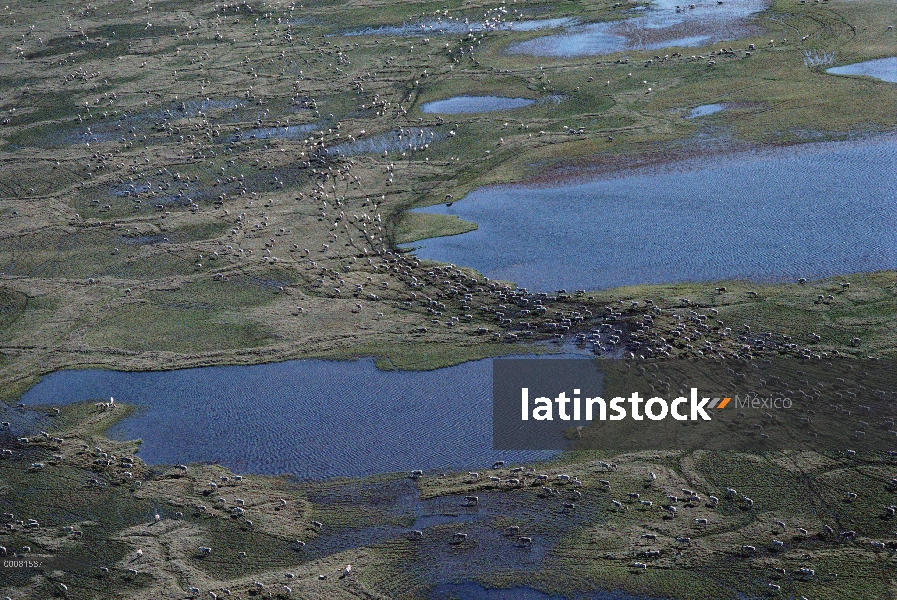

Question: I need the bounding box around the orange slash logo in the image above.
[708,397,731,409]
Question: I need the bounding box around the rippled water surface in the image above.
[827,57,897,83]
[510,0,766,56]
[431,583,655,600]
[421,96,536,114]
[407,136,897,291]
[18,358,560,479]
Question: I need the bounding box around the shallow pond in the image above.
[18,357,563,479]
[686,103,727,118]
[0,402,49,437]
[406,135,897,291]
[110,182,152,197]
[304,478,653,597]
[327,128,441,156]
[339,17,575,37]
[236,123,318,140]
[421,96,536,114]
[61,99,252,146]
[827,57,897,83]
[509,0,766,57]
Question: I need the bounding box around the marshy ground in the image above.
[2,0,897,596]
[5,402,897,599]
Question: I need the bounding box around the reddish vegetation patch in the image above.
[524,137,755,186]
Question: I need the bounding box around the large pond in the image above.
[17,357,564,479]
[405,135,897,291]
[509,0,767,57]
[827,57,897,84]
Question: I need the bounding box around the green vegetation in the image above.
[392,212,478,245]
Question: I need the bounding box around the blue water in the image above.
[406,135,897,291]
[237,123,317,140]
[58,98,251,147]
[17,358,565,479]
[173,98,247,115]
[327,128,441,156]
[0,403,49,437]
[509,0,766,57]
[431,582,656,600]
[110,182,152,197]
[421,96,536,114]
[827,57,897,83]
[686,103,726,118]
